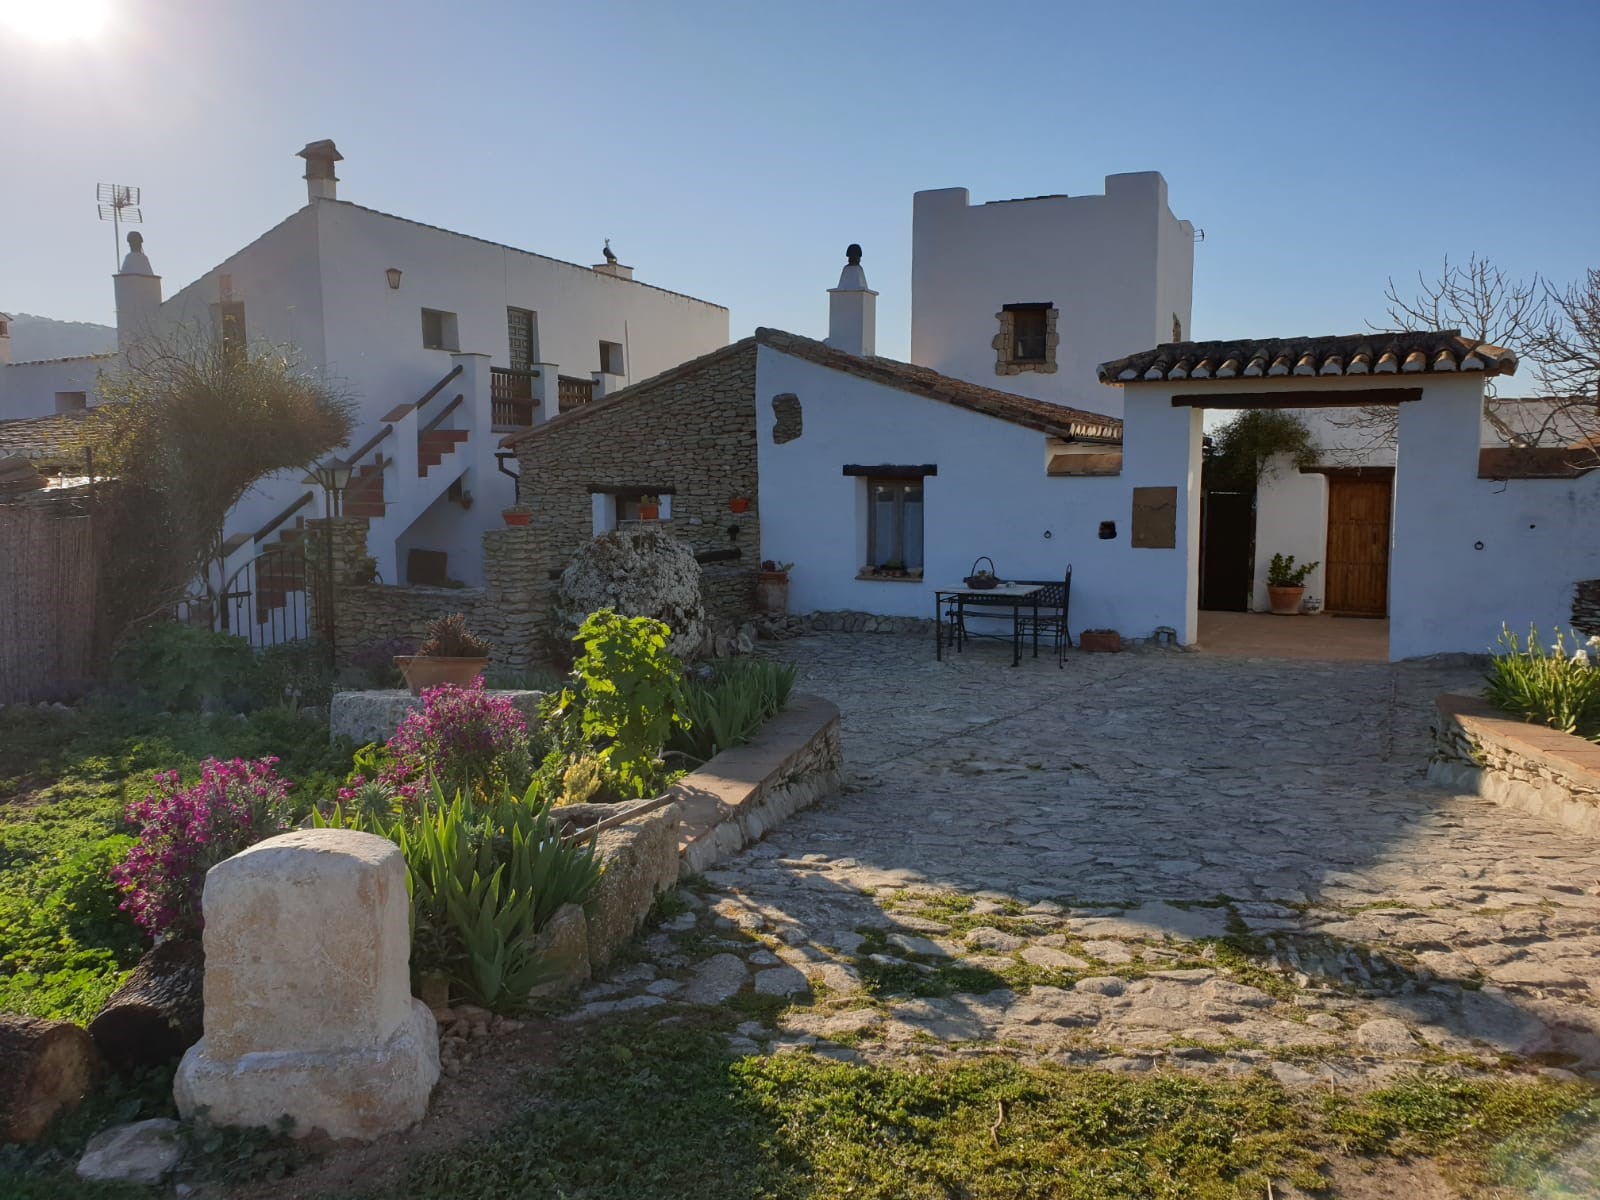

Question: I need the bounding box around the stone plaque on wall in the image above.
[1131,486,1177,549]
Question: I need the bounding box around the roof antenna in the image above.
[97,183,143,268]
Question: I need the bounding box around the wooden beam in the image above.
[1171,388,1423,409]
[840,464,938,478]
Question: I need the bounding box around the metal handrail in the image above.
[252,490,315,544]
[420,394,464,435]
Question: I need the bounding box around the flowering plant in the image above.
[1486,625,1600,737]
[112,757,294,938]
[377,679,532,805]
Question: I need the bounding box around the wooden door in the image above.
[506,307,537,370]
[1325,476,1391,616]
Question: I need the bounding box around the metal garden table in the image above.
[933,582,1045,667]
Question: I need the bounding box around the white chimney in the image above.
[0,312,11,365]
[827,243,877,357]
[114,232,163,356]
[592,238,634,280]
[297,139,343,203]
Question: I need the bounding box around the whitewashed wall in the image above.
[909,174,1193,418]
[0,355,112,420]
[755,345,1202,642]
[1251,454,1329,612]
[1393,376,1600,659]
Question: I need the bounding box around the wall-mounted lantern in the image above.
[385,267,403,290]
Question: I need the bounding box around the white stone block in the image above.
[174,829,439,1140]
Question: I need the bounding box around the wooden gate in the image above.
[1325,474,1392,616]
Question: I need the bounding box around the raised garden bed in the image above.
[1431,693,1600,836]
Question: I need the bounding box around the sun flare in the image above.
[0,0,110,43]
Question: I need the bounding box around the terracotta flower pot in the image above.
[393,655,490,697]
[756,570,789,615]
[729,498,750,513]
[1267,585,1305,616]
[502,510,531,527]
[638,504,659,521]
[1079,629,1121,653]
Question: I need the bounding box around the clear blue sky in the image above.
[4,0,1598,361]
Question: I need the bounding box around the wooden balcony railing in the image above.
[491,366,540,428]
[558,375,594,413]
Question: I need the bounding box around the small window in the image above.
[994,303,1058,375]
[421,308,459,351]
[54,391,87,415]
[598,340,624,375]
[867,479,924,571]
[1010,306,1048,362]
[612,489,670,524]
[216,301,247,354]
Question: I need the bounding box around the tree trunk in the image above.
[88,939,204,1075]
[0,1014,100,1143]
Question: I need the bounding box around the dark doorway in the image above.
[1200,490,1255,611]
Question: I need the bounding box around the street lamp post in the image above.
[310,459,353,665]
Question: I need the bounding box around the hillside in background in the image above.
[4,312,116,362]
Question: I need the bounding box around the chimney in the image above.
[591,238,633,280]
[0,312,10,366]
[297,139,343,203]
[827,243,877,357]
[114,231,163,356]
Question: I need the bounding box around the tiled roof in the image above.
[755,329,1123,441]
[4,352,117,367]
[505,329,1123,445]
[0,411,91,467]
[1097,330,1519,385]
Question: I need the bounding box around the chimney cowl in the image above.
[297,140,343,202]
[827,242,877,357]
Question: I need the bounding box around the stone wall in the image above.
[514,341,760,624]
[1573,580,1600,638]
[1430,693,1600,837]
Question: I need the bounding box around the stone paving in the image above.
[571,633,1600,1089]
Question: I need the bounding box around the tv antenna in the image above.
[97,183,143,267]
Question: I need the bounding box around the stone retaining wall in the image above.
[672,693,843,875]
[805,610,937,637]
[1430,693,1600,836]
[1573,580,1600,638]
[329,689,546,746]
[331,585,485,665]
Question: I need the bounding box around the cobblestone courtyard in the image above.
[580,633,1600,1092]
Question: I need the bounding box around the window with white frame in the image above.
[867,478,924,571]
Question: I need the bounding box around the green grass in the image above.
[0,702,354,1021]
[1324,1073,1600,1193]
[388,1023,1326,1199]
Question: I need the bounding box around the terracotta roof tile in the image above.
[505,328,1123,446]
[1098,330,1518,385]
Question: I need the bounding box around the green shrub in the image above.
[1486,625,1600,736]
[670,658,797,762]
[557,610,688,798]
[1266,553,1318,588]
[110,623,266,712]
[256,638,335,709]
[315,781,601,1009]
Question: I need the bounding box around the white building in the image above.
[910,173,1195,416]
[0,139,728,608]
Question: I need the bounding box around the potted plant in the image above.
[1080,629,1122,653]
[1266,553,1318,616]
[502,505,532,527]
[393,612,492,695]
[879,559,907,578]
[757,559,793,615]
[637,495,660,521]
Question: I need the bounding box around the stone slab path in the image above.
[573,634,1600,1090]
